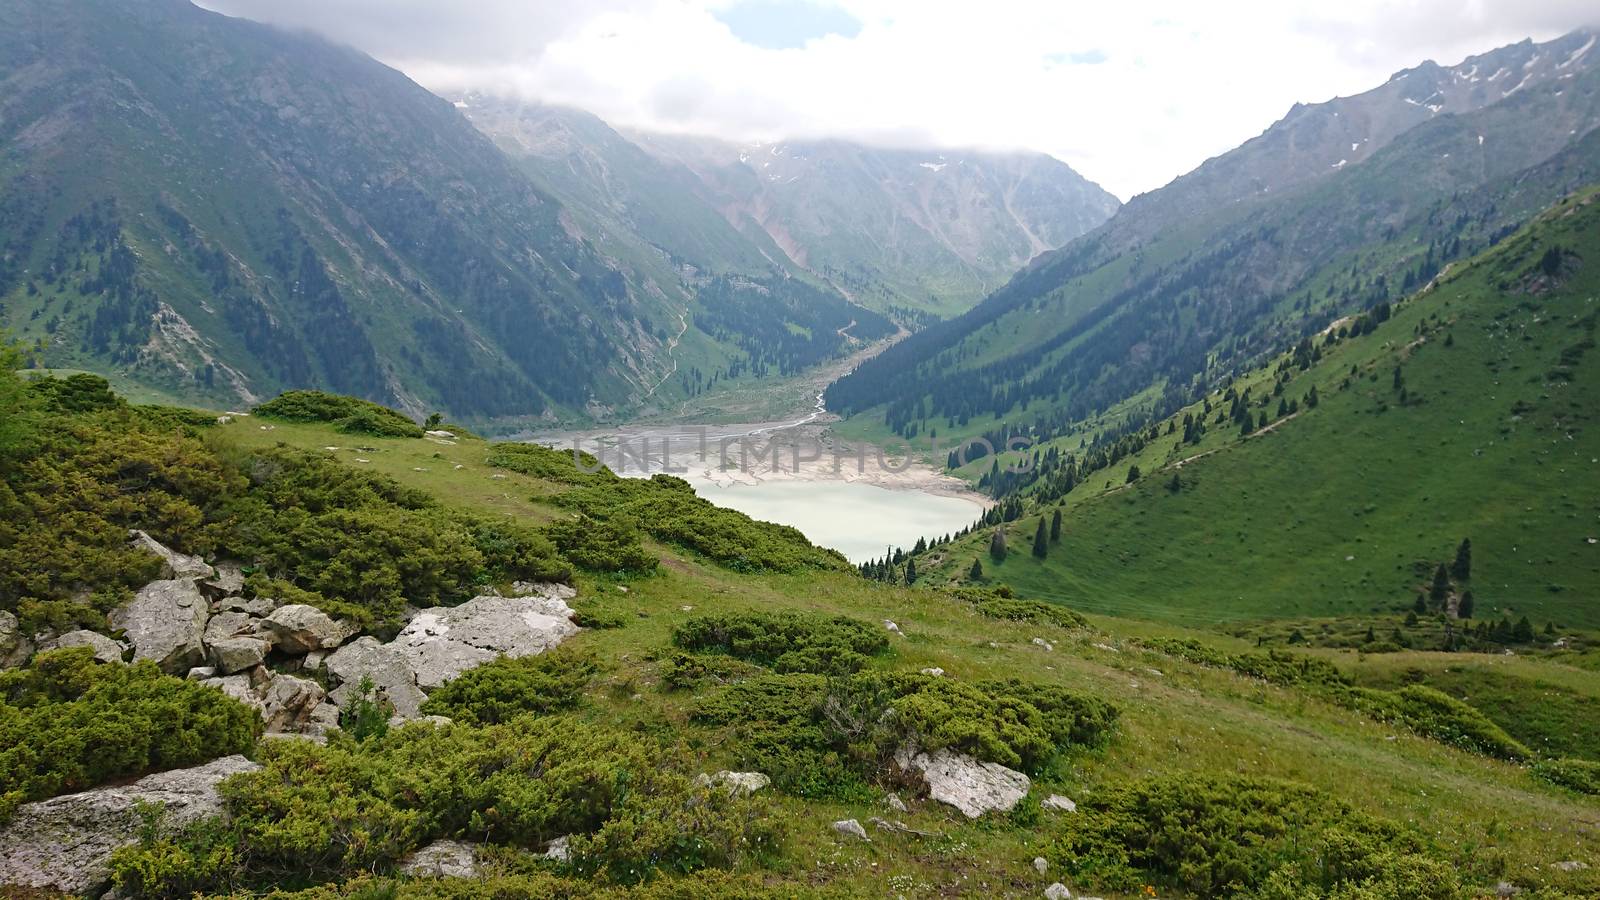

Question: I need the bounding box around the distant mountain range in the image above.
[828,30,1600,445]
[0,0,1117,423]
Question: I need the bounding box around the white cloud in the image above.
[198,0,1598,199]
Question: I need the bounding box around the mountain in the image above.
[826,30,1600,444]
[910,187,1600,631]
[0,0,902,424]
[624,131,1121,318]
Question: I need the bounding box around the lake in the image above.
[692,477,985,564]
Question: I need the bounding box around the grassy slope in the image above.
[919,190,1600,631]
[211,411,1600,898]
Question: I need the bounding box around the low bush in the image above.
[949,586,1087,628]
[110,716,779,894]
[1046,774,1462,899]
[1350,685,1532,760]
[673,612,889,675]
[1532,758,1600,795]
[192,871,836,899]
[0,648,260,822]
[420,648,598,725]
[659,652,764,690]
[252,390,423,438]
[692,672,1117,798]
[487,444,847,574]
[545,515,658,575]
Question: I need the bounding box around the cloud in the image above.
[196,0,1597,199]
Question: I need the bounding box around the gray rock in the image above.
[187,666,218,680]
[110,579,209,673]
[1034,856,1049,874]
[129,529,213,580]
[0,610,32,668]
[211,637,270,674]
[202,673,265,711]
[399,839,480,878]
[262,604,357,654]
[219,596,277,617]
[1044,884,1071,900]
[920,667,946,677]
[1042,794,1077,813]
[896,746,1030,819]
[307,701,343,734]
[693,771,771,796]
[1552,860,1589,872]
[832,818,869,841]
[544,835,571,862]
[204,610,264,646]
[44,629,125,664]
[301,649,328,671]
[260,673,326,733]
[326,636,427,718]
[507,581,577,601]
[0,755,258,895]
[201,561,247,599]
[885,793,908,813]
[392,593,580,690]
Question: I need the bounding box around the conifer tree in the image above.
[1050,508,1062,542]
[904,557,917,584]
[968,558,984,581]
[1428,564,1452,607]
[1457,590,1474,620]
[989,528,1007,562]
[1512,616,1534,643]
[1450,538,1471,581]
[1032,518,1048,558]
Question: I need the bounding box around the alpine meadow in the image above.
[1,2,1599,899]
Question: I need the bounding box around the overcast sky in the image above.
[197,0,1599,199]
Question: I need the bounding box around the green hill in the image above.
[915,189,1600,631]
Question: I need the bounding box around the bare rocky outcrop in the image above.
[326,636,428,718]
[129,529,213,580]
[201,561,247,599]
[896,746,1031,818]
[110,579,209,673]
[43,629,126,664]
[261,604,357,654]
[211,637,271,674]
[0,755,259,895]
[400,839,481,878]
[392,593,580,690]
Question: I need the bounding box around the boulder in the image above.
[201,561,247,599]
[218,596,277,617]
[832,819,869,841]
[0,755,258,895]
[260,673,327,732]
[392,593,580,690]
[885,793,908,813]
[1044,884,1072,900]
[211,637,270,674]
[43,630,125,664]
[129,529,212,580]
[1034,856,1049,874]
[307,701,343,734]
[1042,794,1077,813]
[693,771,771,796]
[896,747,1030,819]
[187,666,218,680]
[400,839,480,878]
[262,604,357,654]
[202,673,265,711]
[0,610,31,667]
[204,610,266,646]
[326,636,427,718]
[1552,860,1589,872]
[920,667,946,677]
[110,579,209,673]
[544,835,571,862]
[507,581,577,601]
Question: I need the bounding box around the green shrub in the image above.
[253,391,423,438]
[25,372,124,413]
[1350,685,1532,760]
[487,444,847,574]
[692,672,1117,797]
[672,612,889,675]
[545,515,659,575]
[113,716,779,892]
[1532,758,1600,794]
[420,648,598,725]
[0,648,260,822]
[1046,774,1462,899]
[192,871,838,899]
[950,586,1087,628]
[659,652,764,690]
